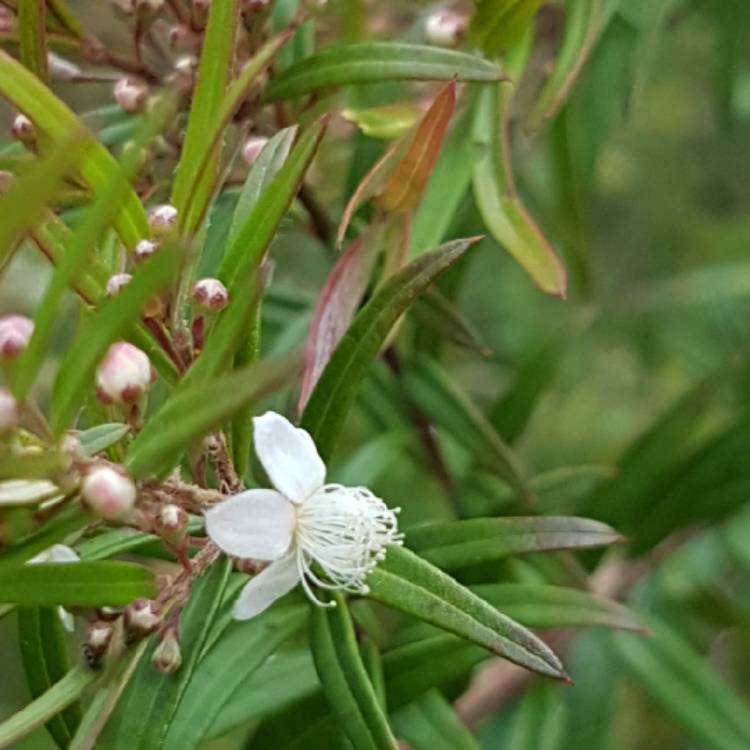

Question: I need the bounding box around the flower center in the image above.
[294,483,402,606]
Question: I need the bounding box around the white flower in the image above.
[205,412,402,620]
[29,544,79,631]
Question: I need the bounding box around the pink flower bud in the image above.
[425,11,465,47]
[134,239,159,263]
[148,204,178,237]
[11,114,34,142]
[240,136,268,166]
[81,464,137,522]
[106,273,132,297]
[155,503,188,546]
[96,342,155,405]
[0,388,19,433]
[152,627,181,673]
[191,278,229,312]
[87,621,113,651]
[113,77,149,113]
[0,315,33,360]
[125,598,161,635]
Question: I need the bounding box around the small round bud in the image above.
[84,620,113,668]
[192,278,229,312]
[134,239,159,263]
[96,342,155,405]
[152,627,181,673]
[125,598,161,636]
[155,503,188,546]
[241,135,268,166]
[0,314,33,361]
[11,113,34,142]
[106,273,132,297]
[425,11,465,47]
[0,388,19,434]
[148,204,178,237]
[113,77,150,113]
[81,465,137,522]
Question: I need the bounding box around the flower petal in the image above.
[205,489,294,561]
[253,411,326,503]
[232,554,300,620]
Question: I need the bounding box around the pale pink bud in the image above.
[106,273,132,297]
[11,114,34,142]
[81,464,137,522]
[114,77,150,113]
[152,627,181,673]
[125,598,161,635]
[134,239,159,263]
[155,503,188,546]
[425,11,465,47]
[241,136,268,166]
[87,621,113,652]
[148,204,178,237]
[0,388,19,434]
[0,314,33,360]
[96,342,155,405]
[192,278,229,312]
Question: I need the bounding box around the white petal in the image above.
[253,411,325,503]
[58,607,75,632]
[205,489,294,561]
[232,554,300,620]
[46,544,80,563]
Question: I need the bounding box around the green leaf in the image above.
[613,616,750,750]
[18,0,48,81]
[470,0,545,57]
[406,516,623,570]
[264,43,505,101]
[0,561,154,606]
[342,103,422,140]
[302,237,480,462]
[392,690,482,750]
[367,545,568,680]
[0,666,96,749]
[402,356,529,500]
[77,423,131,457]
[125,353,296,479]
[164,604,308,750]
[51,243,180,434]
[507,681,567,750]
[310,594,397,750]
[0,50,149,248]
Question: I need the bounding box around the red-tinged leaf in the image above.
[377,80,457,214]
[299,231,381,414]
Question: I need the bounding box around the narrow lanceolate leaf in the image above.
[299,232,380,414]
[367,545,568,680]
[264,43,505,101]
[51,244,180,434]
[77,423,130,457]
[164,605,308,750]
[310,594,398,750]
[472,50,567,297]
[18,606,80,748]
[406,516,623,570]
[102,560,233,749]
[470,0,545,57]
[302,237,480,462]
[18,0,48,81]
[0,666,96,750]
[0,51,149,247]
[125,354,296,479]
[613,617,750,750]
[377,80,456,214]
[403,356,529,500]
[0,561,155,606]
[527,0,604,131]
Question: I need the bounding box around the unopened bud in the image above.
[106,273,132,297]
[134,239,159,263]
[0,388,19,434]
[125,598,161,636]
[96,342,155,405]
[192,278,229,312]
[241,136,268,166]
[148,204,178,237]
[81,464,137,522]
[11,114,34,142]
[87,620,113,653]
[155,503,188,546]
[152,627,181,673]
[0,314,33,360]
[425,11,465,47]
[48,53,83,82]
[114,77,149,113]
